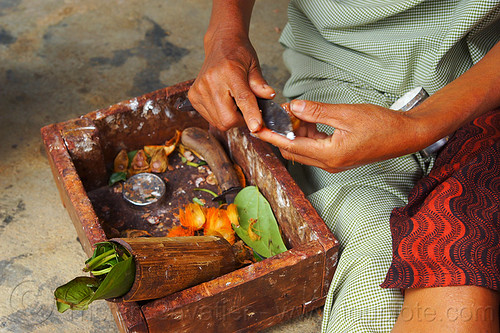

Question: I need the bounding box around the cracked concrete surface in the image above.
[0,1,322,332]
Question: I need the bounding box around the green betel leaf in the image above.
[109,172,127,186]
[84,242,117,272]
[54,277,100,313]
[55,241,135,313]
[127,150,138,166]
[233,186,287,258]
[90,255,135,301]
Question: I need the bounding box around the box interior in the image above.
[44,82,338,332]
[61,86,316,249]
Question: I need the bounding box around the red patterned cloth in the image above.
[381,110,500,290]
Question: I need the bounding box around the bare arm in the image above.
[408,41,500,146]
[256,41,500,173]
[188,0,275,132]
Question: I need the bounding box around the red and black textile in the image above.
[381,109,500,291]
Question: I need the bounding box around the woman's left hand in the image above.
[255,99,428,173]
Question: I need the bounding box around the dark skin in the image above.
[188,1,500,330]
[188,0,275,133]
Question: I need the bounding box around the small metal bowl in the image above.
[122,173,166,207]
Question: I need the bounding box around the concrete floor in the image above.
[0,1,322,332]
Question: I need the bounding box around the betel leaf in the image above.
[127,150,138,166]
[84,241,121,272]
[109,172,127,186]
[86,241,115,264]
[90,255,135,301]
[233,186,287,258]
[54,277,100,313]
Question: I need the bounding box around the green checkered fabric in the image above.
[280,1,500,332]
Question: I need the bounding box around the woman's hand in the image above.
[187,0,275,133]
[188,33,275,132]
[256,100,428,173]
[257,41,500,173]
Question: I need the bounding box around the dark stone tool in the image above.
[175,97,294,139]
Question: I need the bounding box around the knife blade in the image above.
[174,97,295,139]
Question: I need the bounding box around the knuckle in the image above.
[234,91,254,104]
[202,69,223,85]
[308,103,325,121]
[280,143,297,158]
[280,149,293,161]
[219,59,244,74]
[284,142,296,153]
[219,113,240,131]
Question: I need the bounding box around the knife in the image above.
[175,97,295,139]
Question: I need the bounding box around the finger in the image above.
[289,99,343,126]
[188,85,243,131]
[248,67,276,99]
[229,80,263,133]
[254,127,294,146]
[188,85,218,124]
[300,122,329,139]
[279,148,333,171]
[256,128,346,172]
[256,128,328,160]
[214,92,245,128]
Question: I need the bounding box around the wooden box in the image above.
[41,80,339,332]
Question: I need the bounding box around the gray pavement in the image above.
[0,1,321,332]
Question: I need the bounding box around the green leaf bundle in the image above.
[54,242,135,313]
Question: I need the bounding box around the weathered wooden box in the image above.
[41,80,338,332]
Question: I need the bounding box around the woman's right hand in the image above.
[187,1,276,133]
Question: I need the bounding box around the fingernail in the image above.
[248,119,260,132]
[264,84,276,98]
[291,100,306,113]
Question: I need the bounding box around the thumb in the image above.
[248,68,276,99]
[289,100,334,125]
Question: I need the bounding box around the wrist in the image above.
[204,0,254,51]
[204,28,250,54]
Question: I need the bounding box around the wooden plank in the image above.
[141,242,325,332]
[85,79,205,164]
[108,301,148,333]
[226,128,339,297]
[58,117,107,191]
[41,123,105,255]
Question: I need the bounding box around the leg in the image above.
[383,110,500,332]
[302,156,426,332]
[392,286,499,332]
